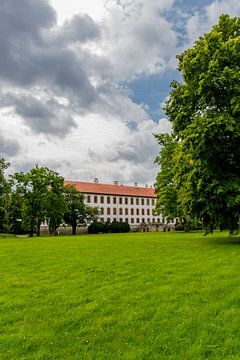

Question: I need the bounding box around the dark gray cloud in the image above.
[0,0,101,135]
[54,14,101,45]
[0,133,20,157]
[0,93,77,136]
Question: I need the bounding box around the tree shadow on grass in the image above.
[205,236,240,246]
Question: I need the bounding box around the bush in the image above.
[88,221,108,234]
[88,220,130,234]
[109,221,130,233]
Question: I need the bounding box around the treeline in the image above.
[0,158,98,236]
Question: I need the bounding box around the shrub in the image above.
[88,221,108,234]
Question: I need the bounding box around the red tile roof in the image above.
[64,181,156,198]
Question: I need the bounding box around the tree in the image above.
[154,134,180,222]
[0,158,10,232]
[12,166,65,237]
[46,172,66,236]
[64,185,98,235]
[155,15,240,234]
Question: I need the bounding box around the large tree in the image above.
[64,184,98,235]
[0,158,10,232]
[155,15,240,234]
[12,166,65,236]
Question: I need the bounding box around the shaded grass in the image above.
[1,231,240,359]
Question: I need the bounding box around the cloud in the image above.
[0,0,177,184]
[100,0,178,81]
[186,0,240,43]
[0,133,20,157]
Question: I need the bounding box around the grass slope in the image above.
[1,231,240,359]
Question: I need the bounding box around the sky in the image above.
[1,0,240,186]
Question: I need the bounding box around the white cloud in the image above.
[0,0,177,184]
[186,0,240,43]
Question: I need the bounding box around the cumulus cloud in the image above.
[0,133,19,157]
[100,0,177,81]
[0,0,178,183]
[186,0,240,43]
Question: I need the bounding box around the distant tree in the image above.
[46,173,66,236]
[0,158,11,232]
[64,185,98,235]
[12,166,65,237]
[155,15,240,234]
[154,134,180,222]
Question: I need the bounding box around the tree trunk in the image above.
[72,224,77,235]
[37,223,41,237]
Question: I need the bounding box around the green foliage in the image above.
[12,166,65,236]
[0,157,10,232]
[64,185,98,235]
[88,221,108,234]
[88,220,130,234]
[155,15,240,234]
[109,220,130,233]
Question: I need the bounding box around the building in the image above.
[64,179,175,230]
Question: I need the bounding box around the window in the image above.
[142,218,145,223]
[87,195,91,203]
[136,209,139,215]
[107,218,111,222]
[141,198,144,205]
[125,208,128,215]
[100,207,104,215]
[152,218,155,223]
[100,217,104,223]
[157,218,160,223]
[94,195,98,203]
[125,197,128,204]
[119,197,122,204]
[113,208,117,215]
[113,197,116,204]
[131,198,134,205]
[100,196,104,204]
[119,208,123,215]
[119,218,123,222]
[147,198,150,206]
[147,209,150,215]
[147,218,150,223]
[136,218,140,223]
[113,218,117,222]
[125,218,128,223]
[107,208,111,215]
[131,208,134,215]
[136,198,139,205]
[131,218,134,224]
[142,209,145,215]
[152,199,155,206]
[107,196,111,204]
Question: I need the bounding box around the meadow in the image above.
[1,231,240,359]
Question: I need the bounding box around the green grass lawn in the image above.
[1,231,240,359]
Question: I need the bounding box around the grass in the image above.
[1,231,240,359]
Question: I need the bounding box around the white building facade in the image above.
[65,180,174,227]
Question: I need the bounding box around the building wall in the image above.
[84,193,175,226]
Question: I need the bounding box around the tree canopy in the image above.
[155,15,240,234]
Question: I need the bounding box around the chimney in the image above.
[94,178,99,184]
[145,184,148,188]
[135,182,138,187]
[114,180,119,186]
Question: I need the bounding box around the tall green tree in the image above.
[12,166,65,237]
[155,15,240,234]
[64,185,98,235]
[46,173,66,236]
[0,158,10,232]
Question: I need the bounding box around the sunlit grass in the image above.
[1,231,240,359]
